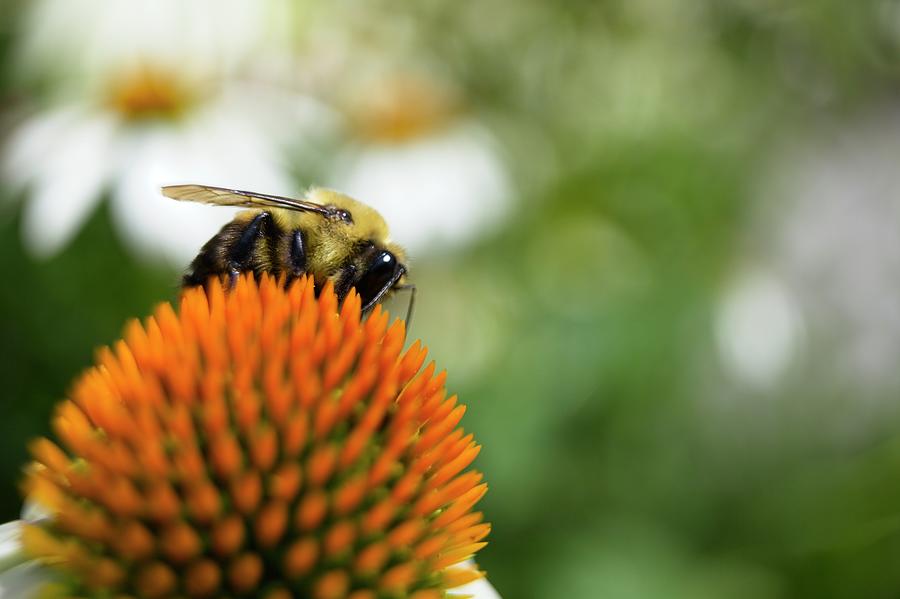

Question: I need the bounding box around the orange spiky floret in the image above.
[21,274,490,598]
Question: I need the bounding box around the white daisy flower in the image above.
[13,0,282,82]
[328,73,512,255]
[3,0,330,267]
[763,107,900,392]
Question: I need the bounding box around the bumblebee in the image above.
[161,184,412,316]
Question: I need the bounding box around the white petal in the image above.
[449,561,502,599]
[330,123,512,254]
[453,577,502,599]
[0,562,48,599]
[19,112,118,257]
[0,516,55,598]
[217,83,339,151]
[110,117,293,266]
[2,106,83,188]
[20,501,52,525]
[0,522,46,599]
[0,522,22,569]
[19,0,277,86]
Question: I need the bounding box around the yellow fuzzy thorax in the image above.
[238,188,406,280]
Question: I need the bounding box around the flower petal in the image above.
[2,107,83,188]
[110,114,294,266]
[329,123,511,254]
[449,561,502,599]
[19,0,274,86]
[0,562,48,599]
[0,522,22,570]
[20,501,52,525]
[0,521,45,599]
[15,112,118,257]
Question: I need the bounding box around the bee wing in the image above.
[161,184,330,216]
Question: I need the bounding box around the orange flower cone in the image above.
[15,274,492,598]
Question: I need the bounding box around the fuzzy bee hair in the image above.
[164,185,409,312]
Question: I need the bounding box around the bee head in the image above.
[304,188,408,311]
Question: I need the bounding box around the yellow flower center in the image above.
[22,275,489,598]
[106,66,198,121]
[348,75,460,143]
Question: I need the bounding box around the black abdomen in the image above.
[183,212,286,287]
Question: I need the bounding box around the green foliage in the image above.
[0,203,175,520]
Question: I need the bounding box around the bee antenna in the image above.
[395,284,417,338]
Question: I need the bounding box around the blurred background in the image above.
[2,1,900,597]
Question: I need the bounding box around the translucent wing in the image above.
[161,184,330,216]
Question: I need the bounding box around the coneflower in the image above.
[1,275,496,598]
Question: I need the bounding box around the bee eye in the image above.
[325,206,353,224]
[356,251,401,311]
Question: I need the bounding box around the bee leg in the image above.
[227,212,269,288]
[288,230,306,277]
[333,263,358,302]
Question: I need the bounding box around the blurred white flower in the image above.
[764,107,900,390]
[715,268,804,390]
[14,0,284,82]
[3,0,330,267]
[328,73,511,254]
